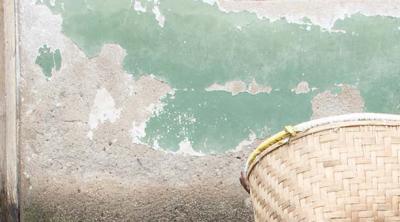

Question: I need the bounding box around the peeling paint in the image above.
[19,0,400,219]
[205,81,246,96]
[217,0,400,30]
[311,85,365,119]
[248,79,272,95]
[39,0,400,153]
[292,81,310,94]
[152,1,165,27]
[19,1,266,220]
[127,75,173,146]
[205,79,272,96]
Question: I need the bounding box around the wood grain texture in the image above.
[1,0,19,220]
[0,0,6,219]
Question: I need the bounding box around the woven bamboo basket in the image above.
[244,113,400,222]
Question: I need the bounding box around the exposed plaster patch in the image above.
[205,79,272,96]
[20,0,65,62]
[248,79,272,95]
[311,85,365,119]
[291,81,310,94]
[177,138,204,156]
[88,88,122,139]
[206,81,246,96]
[133,0,146,13]
[215,0,400,30]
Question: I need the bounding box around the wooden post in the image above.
[1,0,19,221]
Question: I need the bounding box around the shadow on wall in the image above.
[0,187,19,222]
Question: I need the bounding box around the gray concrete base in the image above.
[23,180,253,221]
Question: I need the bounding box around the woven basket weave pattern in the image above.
[248,123,400,222]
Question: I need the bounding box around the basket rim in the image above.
[246,117,400,179]
[295,113,400,132]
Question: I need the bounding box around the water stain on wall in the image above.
[38,0,400,153]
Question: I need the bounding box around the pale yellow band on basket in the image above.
[246,125,297,170]
[245,113,400,173]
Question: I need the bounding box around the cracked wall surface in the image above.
[18,0,400,221]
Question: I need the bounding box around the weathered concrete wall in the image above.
[16,0,400,221]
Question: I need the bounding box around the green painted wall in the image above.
[35,44,62,78]
[39,0,400,153]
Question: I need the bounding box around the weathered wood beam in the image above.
[1,0,19,221]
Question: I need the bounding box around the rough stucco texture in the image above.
[18,0,400,221]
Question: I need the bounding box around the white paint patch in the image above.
[205,79,272,96]
[49,0,56,7]
[146,101,165,116]
[23,171,30,179]
[177,138,204,156]
[133,0,146,13]
[25,105,34,115]
[291,81,310,94]
[202,0,217,5]
[88,88,121,133]
[152,4,165,27]
[87,131,93,140]
[232,132,256,152]
[131,0,166,27]
[130,121,147,144]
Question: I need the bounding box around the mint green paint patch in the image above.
[41,0,400,152]
[54,49,62,70]
[35,45,62,78]
[143,90,312,152]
